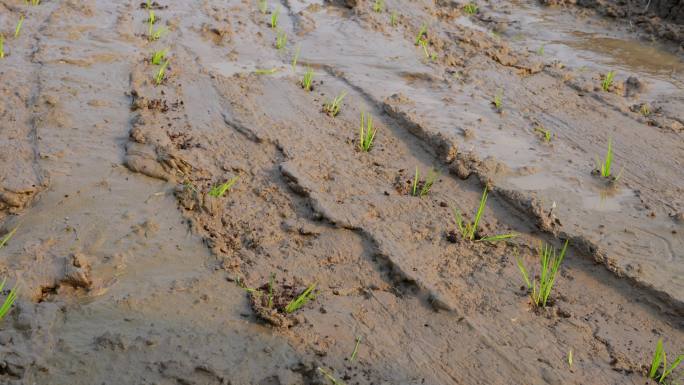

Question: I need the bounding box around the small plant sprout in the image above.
[145,0,152,9]
[602,70,615,91]
[275,29,287,49]
[372,0,384,13]
[415,23,427,45]
[0,278,18,321]
[463,3,478,15]
[255,67,278,75]
[15,15,25,38]
[257,0,268,14]
[0,227,17,249]
[452,188,516,242]
[411,167,438,197]
[149,25,167,41]
[301,66,314,91]
[25,0,41,5]
[358,111,377,152]
[537,44,545,55]
[267,273,275,308]
[594,137,623,181]
[154,60,169,85]
[640,104,651,116]
[350,336,362,361]
[291,44,300,72]
[318,367,345,385]
[492,89,503,111]
[0,35,4,59]
[649,338,683,384]
[515,240,569,308]
[208,176,239,197]
[324,91,347,117]
[419,38,435,61]
[270,7,280,29]
[284,283,316,313]
[390,11,398,27]
[151,48,167,65]
[534,125,552,142]
[149,10,156,24]
[568,349,573,367]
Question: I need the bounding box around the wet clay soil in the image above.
[0,0,682,384]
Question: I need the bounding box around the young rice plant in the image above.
[602,70,615,91]
[648,338,683,384]
[15,16,25,38]
[271,7,280,29]
[323,91,346,117]
[284,283,316,313]
[411,167,437,197]
[0,278,18,321]
[372,0,384,13]
[0,35,4,59]
[301,67,314,91]
[358,111,376,152]
[594,137,623,180]
[151,49,167,65]
[208,176,239,197]
[154,60,169,85]
[275,29,287,49]
[515,240,569,308]
[452,188,516,242]
[463,3,478,15]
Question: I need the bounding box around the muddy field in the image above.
[0,0,682,383]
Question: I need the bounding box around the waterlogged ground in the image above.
[0,0,683,384]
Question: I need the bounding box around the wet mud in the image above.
[0,0,682,384]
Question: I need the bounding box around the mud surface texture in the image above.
[0,0,682,384]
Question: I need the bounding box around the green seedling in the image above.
[390,11,398,26]
[350,336,361,361]
[568,349,573,366]
[255,67,278,75]
[291,44,300,72]
[26,0,41,5]
[594,137,623,180]
[275,29,287,49]
[372,0,384,12]
[301,66,313,91]
[145,0,152,9]
[0,227,17,249]
[284,283,316,313]
[0,278,18,321]
[257,0,268,14]
[419,38,436,61]
[154,60,169,85]
[534,125,552,142]
[463,3,478,15]
[0,35,4,59]
[318,367,346,385]
[492,89,503,111]
[537,44,545,55]
[452,188,516,242]
[149,10,156,24]
[649,338,683,383]
[270,7,280,29]
[415,23,427,45]
[151,48,167,65]
[602,70,615,91]
[15,16,25,38]
[358,111,377,152]
[236,276,258,293]
[323,91,346,117]
[640,104,651,116]
[208,176,238,197]
[149,26,167,41]
[411,167,437,197]
[515,240,569,308]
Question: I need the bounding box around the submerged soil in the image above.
[0,0,682,384]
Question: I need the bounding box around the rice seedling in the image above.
[390,11,398,27]
[151,48,167,65]
[0,227,17,249]
[148,10,156,25]
[318,367,346,385]
[492,89,503,111]
[452,188,516,242]
[15,16,25,38]
[208,176,238,197]
[324,91,347,117]
[534,125,552,142]
[536,44,545,55]
[145,0,152,9]
[235,276,258,293]
[602,70,615,91]
[25,0,40,5]
[0,35,4,59]
[415,23,427,45]
[154,60,169,85]
[515,240,569,308]
[648,338,683,383]
[411,167,437,197]
[301,66,314,91]
[275,29,287,49]
[267,273,275,308]
[284,282,316,313]
[358,111,376,152]
[149,26,167,41]
[418,38,435,61]
[372,0,384,13]
[594,137,623,181]
[640,104,651,116]
[257,0,268,14]
[568,349,573,366]
[255,67,278,75]
[350,336,361,361]
[463,3,478,15]
[0,278,18,321]
[270,7,280,29]
[291,44,300,72]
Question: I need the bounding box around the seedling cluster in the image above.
[323,91,347,117]
[602,70,615,91]
[411,167,437,197]
[649,339,683,384]
[208,176,239,197]
[359,111,377,152]
[451,188,516,242]
[515,240,568,308]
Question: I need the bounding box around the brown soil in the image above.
[0,0,682,384]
